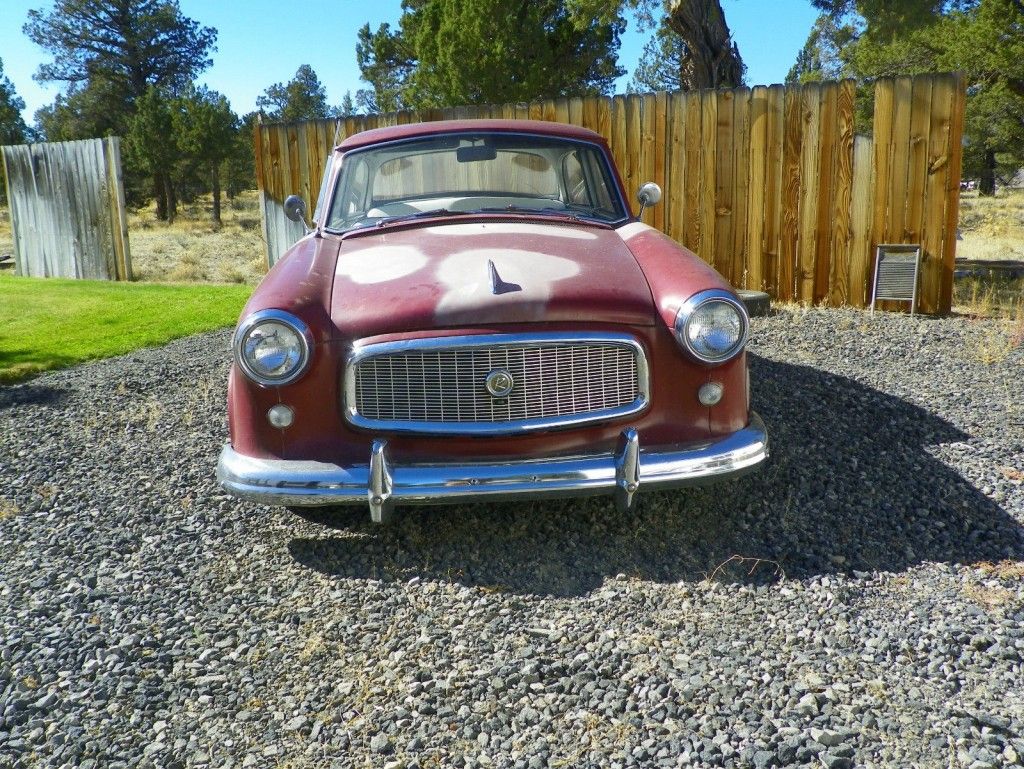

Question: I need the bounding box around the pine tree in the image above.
[356,0,625,111]
[25,0,217,215]
[174,87,237,225]
[256,65,335,123]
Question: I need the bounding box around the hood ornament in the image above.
[488,260,522,295]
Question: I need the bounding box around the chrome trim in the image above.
[233,309,315,387]
[343,332,650,436]
[673,289,750,365]
[216,412,769,518]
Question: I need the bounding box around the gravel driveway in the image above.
[1,308,1022,769]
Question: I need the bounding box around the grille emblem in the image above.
[485,369,514,398]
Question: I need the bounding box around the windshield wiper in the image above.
[372,208,463,227]
[477,205,583,220]
[475,205,617,227]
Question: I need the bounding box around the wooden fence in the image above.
[1,137,132,280]
[254,73,965,313]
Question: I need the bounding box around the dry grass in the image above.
[957,188,1024,263]
[127,190,267,284]
[975,560,1024,579]
[0,498,20,520]
[968,301,1024,364]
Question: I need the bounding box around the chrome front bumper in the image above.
[217,413,768,523]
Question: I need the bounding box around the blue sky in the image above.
[0,0,820,125]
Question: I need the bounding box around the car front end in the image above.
[217,120,768,522]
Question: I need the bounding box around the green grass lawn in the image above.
[0,274,252,383]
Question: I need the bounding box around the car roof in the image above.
[336,119,606,152]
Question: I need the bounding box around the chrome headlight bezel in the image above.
[673,289,749,364]
[233,309,314,386]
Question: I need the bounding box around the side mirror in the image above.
[284,194,308,224]
[636,182,662,218]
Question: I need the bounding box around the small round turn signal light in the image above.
[267,404,295,428]
[697,382,724,407]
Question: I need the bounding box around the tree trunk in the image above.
[979,148,996,196]
[164,175,177,223]
[155,172,167,221]
[667,0,745,90]
[211,164,222,227]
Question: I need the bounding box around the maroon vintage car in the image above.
[217,119,768,522]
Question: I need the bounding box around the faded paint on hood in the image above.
[330,220,657,338]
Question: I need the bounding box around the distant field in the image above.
[957,188,1024,263]
[127,190,268,284]
[0,274,251,383]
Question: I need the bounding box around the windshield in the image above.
[325,132,627,232]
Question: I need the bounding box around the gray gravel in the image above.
[1,306,1023,769]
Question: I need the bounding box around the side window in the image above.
[583,152,616,213]
[344,158,369,216]
[312,159,333,224]
[563,152,591,206]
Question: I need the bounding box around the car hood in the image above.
[330,220,657,339]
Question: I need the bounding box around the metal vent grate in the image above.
[344,333,649,435]
[871,244,921,315]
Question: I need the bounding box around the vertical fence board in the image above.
[828,81,856,308]
[939,74,966,313]
[638,93,656,226]
[713,90,735,279]
[731,88,751,287]
[813,83,838,302]
[849,136,874,307]
[624,96,642,217]
[762,85,786,296]
[699,91,718,265]
[745,86,768,292]
[919,74,953,315]
[683,92,704,255]
[870,78,896,303]
[888,76,915,246]
[652,91,668,234]
[779,85,803,302]
[666,93,686,244]
[797,84,822,303]
[906,76,933,248]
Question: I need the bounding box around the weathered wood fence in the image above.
[255,73,965,313]
[1,137,132,280]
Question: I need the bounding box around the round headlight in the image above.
[234,310,313,386]
[674,290,749,364]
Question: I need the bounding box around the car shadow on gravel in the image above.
[288,355,1024,596]
[0,382,69,410]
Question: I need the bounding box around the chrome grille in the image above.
[345,333,649,435]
